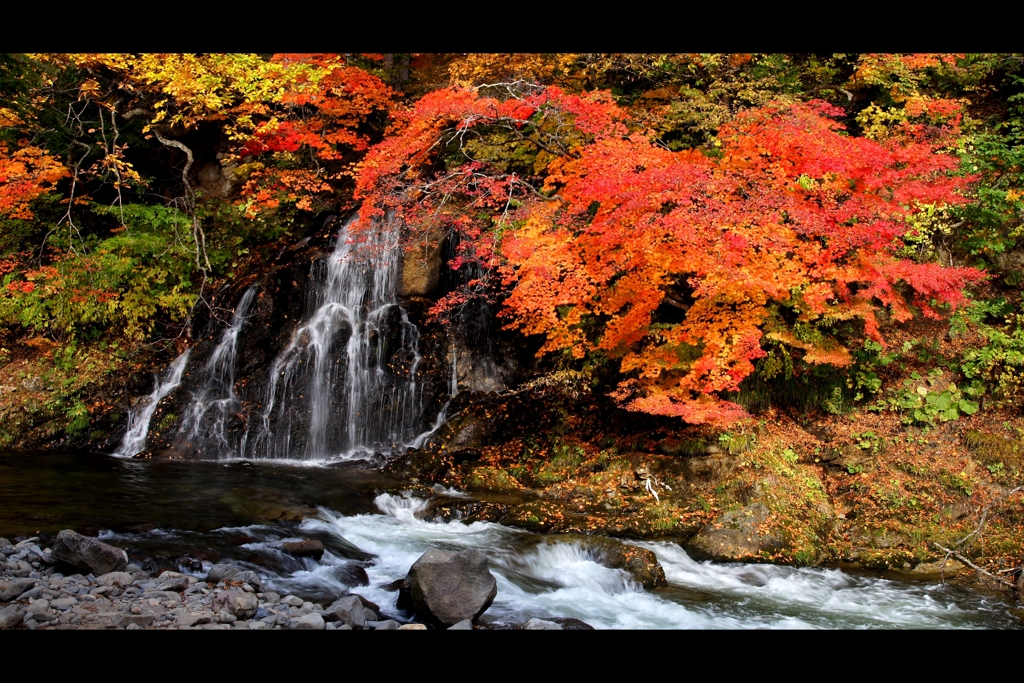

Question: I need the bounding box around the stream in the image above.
[2,450,1020,629]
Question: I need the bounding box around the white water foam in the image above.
[114,350,191,458]
[179,288,257,457]
[283,493,1017,629]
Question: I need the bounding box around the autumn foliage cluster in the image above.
[354,81,985,424]
[3,52,1023,426]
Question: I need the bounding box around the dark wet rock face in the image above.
[50,530,128,575]
[401,549,497,628]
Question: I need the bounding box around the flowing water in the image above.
[247,215,427,461]
[178,287,257,457]
[114,350,191,458]
[3,451,1019,629]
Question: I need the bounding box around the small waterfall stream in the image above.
[114,350,191,457]
[178,287,257,457]
[248,215,426,461]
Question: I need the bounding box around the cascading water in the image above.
[177,287,257,457]
[248,215,426,461]
[114,350,191,457]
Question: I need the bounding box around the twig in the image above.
[931,542,1017,589]
[956,486,1022,550]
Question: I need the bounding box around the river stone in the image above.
[156,577,190,593]
[368,619,400,630]
[96,571,134,588]
[401,549,497,627]
[206,563,263,591]
[175,610,213,627]
[550,617,595,630]
[323,595,366,628]
[523,617,562,630]
[50,530,128,575]
[281,539,325,560]
[0,604,25,629]
[293,612,326,630]
[448,619,473,630]
[212,590,259,619]
[0,578,35,601]
[26,599,49,614]
[112,613,155,628]
[281,595,304,607]
[50,597,77,610]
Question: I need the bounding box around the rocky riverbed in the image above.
[0,530,591,630]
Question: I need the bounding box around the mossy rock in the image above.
[854,548,916,571]
[463,466,525,494]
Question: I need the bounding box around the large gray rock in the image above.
[322,595,366,628]
[206,563,263,591]
[212,590,259,619]
[401,549,497,628]
[50,530,128,575]
[292,612,326,630]
[0,604,25,629]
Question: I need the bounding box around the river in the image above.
[2,450,1019,629]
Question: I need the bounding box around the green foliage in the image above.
[0,203,197,341]
[877,369,979,425]
[959,311,1024,407]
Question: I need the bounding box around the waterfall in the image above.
[248,215,425,460]
[178,287,257,457]
[114,349,191,457]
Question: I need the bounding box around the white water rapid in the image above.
[242,492,1016,630]
[178,288,257,457]
[248,216,427,461]
[114,350,191,458]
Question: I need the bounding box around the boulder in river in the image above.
[685,502,778,563]
[523,617,562,630]
[400,549,497,628]
[50,529,128,575]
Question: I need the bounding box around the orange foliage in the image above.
[355,87,985,426]
[0,143,68,219]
